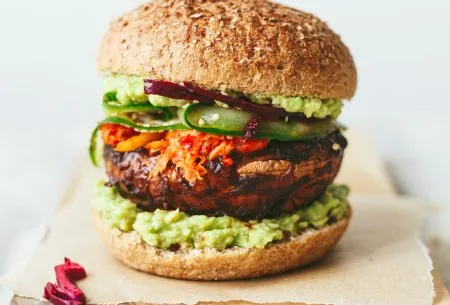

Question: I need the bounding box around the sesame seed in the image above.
[239,58,250,65]
[211,113,220,121]
[332,143,340,151]
[190,13,203,19]
[253,73,262,82]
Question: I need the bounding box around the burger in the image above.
[90,0,357,280]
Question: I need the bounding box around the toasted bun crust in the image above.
[93,210,351,280]
[98,0,357,99]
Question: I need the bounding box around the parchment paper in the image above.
[1,159,435,305]
[335,129,397,195]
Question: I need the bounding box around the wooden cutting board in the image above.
[7,130,450,305]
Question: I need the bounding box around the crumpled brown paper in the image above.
[1,160,434,305]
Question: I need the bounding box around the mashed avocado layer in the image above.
[103,75,343,119]
[93,182,350,250]
[249,95,342,119]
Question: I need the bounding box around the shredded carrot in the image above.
[235,139,270,153]
[100,124,271,182]
[115,133,163,152]
[151,131,236,183]
[145,140,169,155]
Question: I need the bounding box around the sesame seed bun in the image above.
[97,0,357,99]
[93,210,351,280]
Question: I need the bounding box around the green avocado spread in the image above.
[103,75,344,119]
[93,181,350,250]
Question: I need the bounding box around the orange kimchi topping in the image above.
[100,125,270,183]
[100,124,137,147]
[150,131,236,182]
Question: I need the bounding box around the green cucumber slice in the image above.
[89,124,101,167]
[101,116,188,131]
[180,104,337,141]
[103,99,174,120]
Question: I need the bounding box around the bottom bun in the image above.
[94,211,350,280]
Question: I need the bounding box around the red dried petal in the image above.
[243,116,261,140]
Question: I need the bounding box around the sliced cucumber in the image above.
[180,104,337,141]
[103,99,174,120]
[101,116,187,131]
[89,124,101,167]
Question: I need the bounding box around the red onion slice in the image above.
[144,80,212,103]
[182,82,293,119]
[144,79,307,120]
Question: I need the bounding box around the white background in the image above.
[1,0,450,303]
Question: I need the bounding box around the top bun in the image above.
[98,0,357,99]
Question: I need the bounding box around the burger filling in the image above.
[93,181,349,250]
[103,74,343,119]
[91,75,345,180]
[90,74,350,250]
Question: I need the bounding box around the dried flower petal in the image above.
[243,116,261,140]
